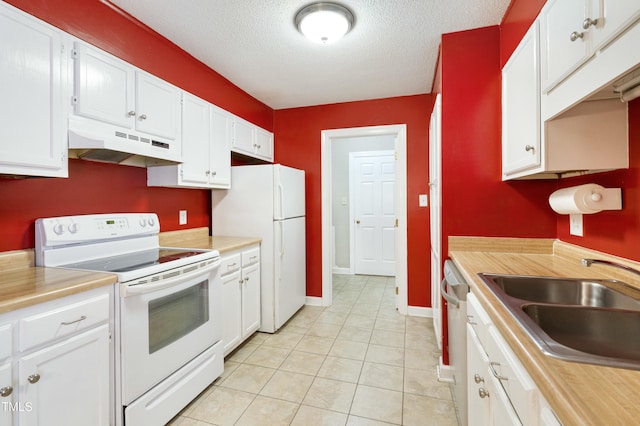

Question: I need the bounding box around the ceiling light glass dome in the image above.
[295,2,355,44]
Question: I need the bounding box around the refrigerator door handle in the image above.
[279,221,285,258]
[277,183,285,220]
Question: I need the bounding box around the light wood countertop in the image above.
[159,227,261,253]
[450,237,640,425]
[0,266,116,315]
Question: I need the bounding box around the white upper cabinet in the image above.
[73,43,134,128]
[0,2,68,177]
[590,1,640,53]
[135,71,180,140]
[210,105,232,187]
[73,42,180,141]
[540,0,640,94]
[502,22,541,179]
[147,93,231,189]
[540,0,593,93]
[231,116,274,162]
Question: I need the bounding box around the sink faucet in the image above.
[581,258,640,278]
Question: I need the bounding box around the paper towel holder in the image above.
[549,183,622,215]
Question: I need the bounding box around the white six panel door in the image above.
[351,151,396,276]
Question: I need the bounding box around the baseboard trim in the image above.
[437,357,454,383]
[305,296,323,306]
[332,267,351,275]
[407,306,432,318]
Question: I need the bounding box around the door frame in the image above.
[321,124,408,314]
[349,150,396,276]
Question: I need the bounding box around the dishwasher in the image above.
[442,260,469,426]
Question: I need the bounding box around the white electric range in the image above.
[35,213,223,426]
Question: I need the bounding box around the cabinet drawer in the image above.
[19,294,109,352]
[220,253,241,276]
[242,247,260,267]
[467,293,492,347]
[0,323,11,360]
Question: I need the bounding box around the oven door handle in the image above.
[121,258,221,297]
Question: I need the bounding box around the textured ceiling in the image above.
[108,0,511,109]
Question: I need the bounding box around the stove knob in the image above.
[139,219,147,227]
[68,223,78,234]
[53,223,65,235]
[147,217,155,227]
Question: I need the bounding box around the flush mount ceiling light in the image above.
[295,2,355,44]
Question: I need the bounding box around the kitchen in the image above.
[1,0,640,425]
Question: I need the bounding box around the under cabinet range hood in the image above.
[68,116,182,165]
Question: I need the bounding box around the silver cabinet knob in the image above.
[239,279,244,285]
[525,144,535,152]
[0,386,13,397]
[570,31,584,42]
[478,387,489,398]
[212,171,217,176]
[205,170,210,175]
[474,373,484,384]
[139,114,147,120]
[356,220,361,224]
[582,18,598,30]
[244,277,249,283]
[128,110,136,117]
[27,373,40,384]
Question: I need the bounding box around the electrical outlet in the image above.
[419,194,428,207]
[569,214,583,236]
[179,210,187,225]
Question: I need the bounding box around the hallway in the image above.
[168,274,459,425]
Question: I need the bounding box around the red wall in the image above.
[1,0,272,252]
[274,95,434,306]
[499,0,546,67]
[0,160,210,251]
[440,26,557,263]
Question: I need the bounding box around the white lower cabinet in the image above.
[221,244,261,356]
[19,324,110,426]
[0,286,112,426]
[466,293,561,426]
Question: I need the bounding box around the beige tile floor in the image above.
[168,274,460,426]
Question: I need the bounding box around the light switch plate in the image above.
[569,214,583,236]
[179,210,187,225]
[419,194,428,207]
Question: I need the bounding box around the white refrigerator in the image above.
[212,164,306,333]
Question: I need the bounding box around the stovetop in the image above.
[60,248,210,274]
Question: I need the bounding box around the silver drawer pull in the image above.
[227,263,237,268]
[489,362,508,381]
[61,315,87,326]
[27,374,40,384]
[0,386,13,397]
[466,315,477,325]
[474,373,484,384]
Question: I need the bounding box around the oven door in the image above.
[119,258,222,404]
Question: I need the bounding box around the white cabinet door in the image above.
[486,371,522,425]
[73,42,134,128]
[0,3,67,177]
[135,71,180,140]
[180,93,211,186]
[0,362,13,426]
[540,0,592,92]
[255,127,274,161]
[241,263,261,337]
[222,270,242,356]
[467,325,491,426]
[232,117,256,155]
[19,324,110,426]
[502,22,541,178]
[591,1,640,52]
[210,105,232,188]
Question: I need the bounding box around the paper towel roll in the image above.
[549,184,617,214]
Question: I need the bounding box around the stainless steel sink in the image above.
[482,274,640,310]
[478,273,640,370]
